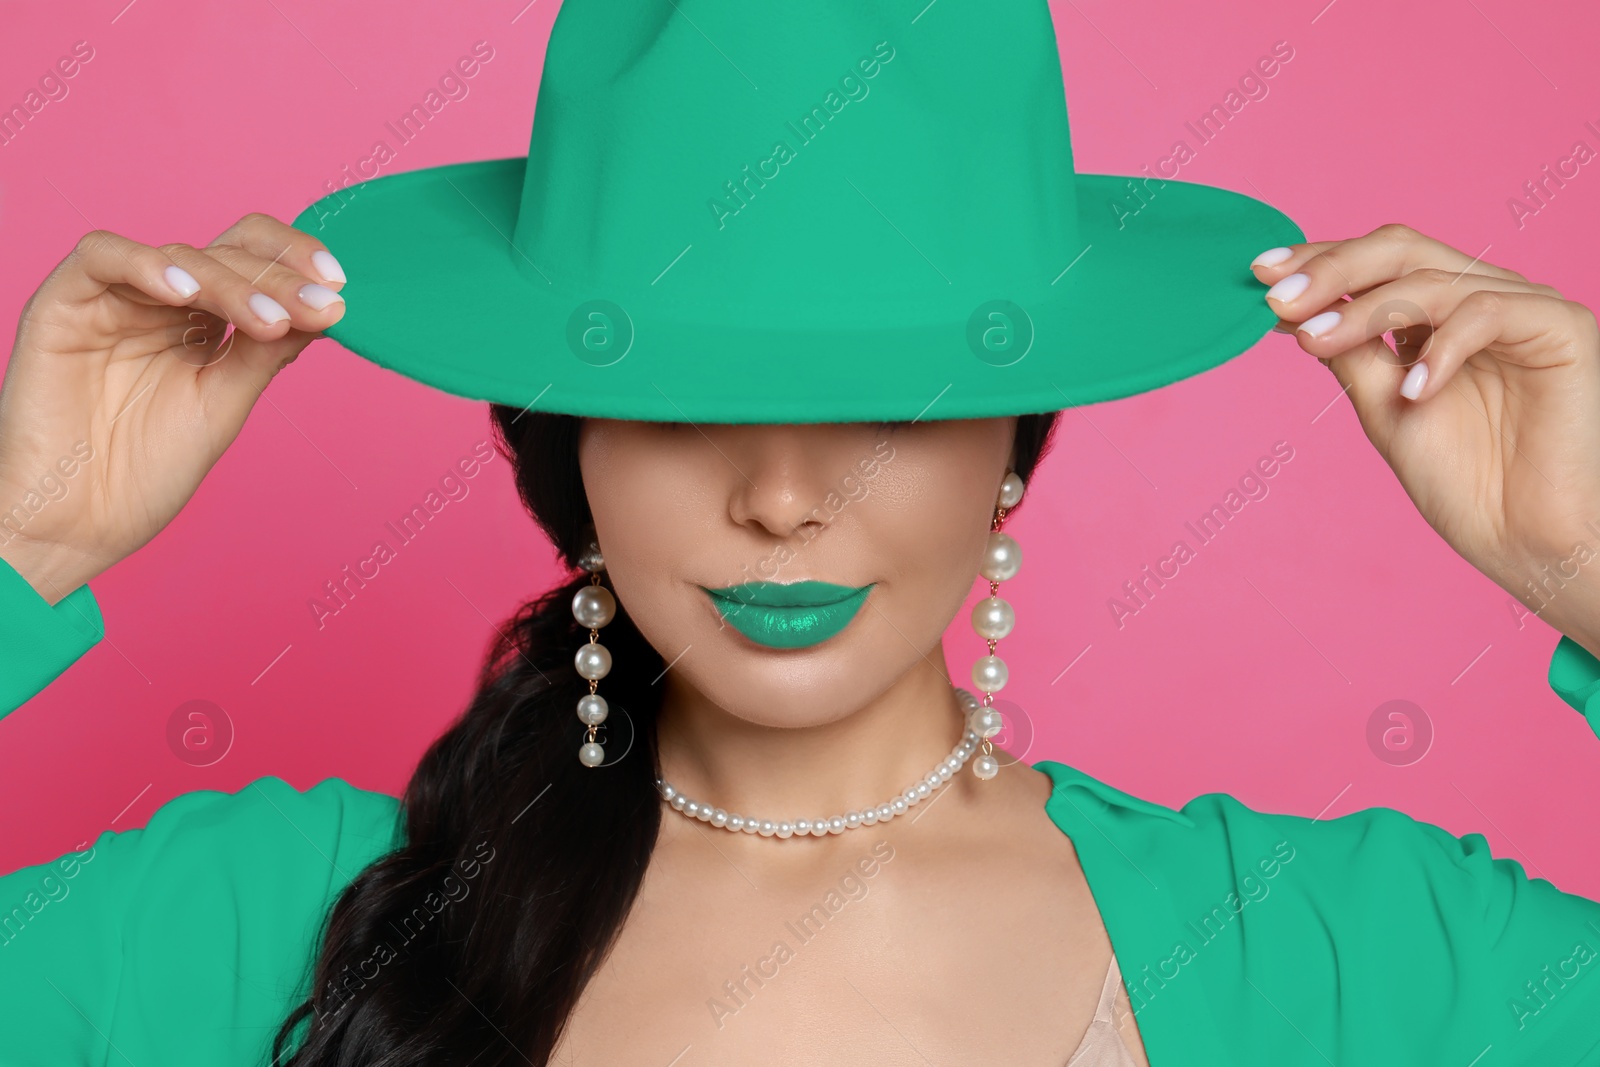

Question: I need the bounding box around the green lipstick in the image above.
[702,579,874,649]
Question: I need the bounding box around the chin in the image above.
[696,642,885,730]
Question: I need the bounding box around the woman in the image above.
[3,2,1600,1065]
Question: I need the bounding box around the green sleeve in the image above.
[1163,791,1600,1062]
[0,553,103,721]
[0,775,403,1066]
[1549,634,1600,741]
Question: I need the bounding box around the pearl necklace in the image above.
[655,689,1002,839]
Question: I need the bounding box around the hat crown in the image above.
[510,0,1084,324]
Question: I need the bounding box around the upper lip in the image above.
[702,580,871,608]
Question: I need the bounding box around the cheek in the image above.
[581,424,694,548]
[875,502,983,584]
[579,428,713,624]
[863,445,1004,604]
[878,430,1007,541]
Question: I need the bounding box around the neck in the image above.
[654,653,970,824]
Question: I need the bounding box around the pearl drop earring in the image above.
[573,537,616,768]
[968,471,1024,779]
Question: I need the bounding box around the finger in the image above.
[1251,231,1530,287]
[202,242,345,329]
[207,212,346,292]
[1252,224,1540,322]
[1292,268,1551,361]
[1346,273,1563,303]
[1271,296,1341,336]
[1390,291,1596,404]
[1261,291,1365,383]
[1250,239,1339,279]
[156,242,309,344]
[43,229,211,308]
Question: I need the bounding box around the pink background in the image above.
[4,0,1599,900]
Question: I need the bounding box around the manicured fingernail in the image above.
[1265,272,1311,304]
[311,249,346,284]
[1400,361,1429,400]
[1298,310,1342,338]
[249,292,290,325]
[1252,247,1294,269]
[164,264,200,299]
[298,282,344,311]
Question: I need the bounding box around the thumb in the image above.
[197,325,323,423]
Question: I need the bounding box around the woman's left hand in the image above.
[1251,224,1600,657]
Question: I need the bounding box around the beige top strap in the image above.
[1065,955,1137,1067]
[1094,953,1123,1024]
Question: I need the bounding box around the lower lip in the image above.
[703,586,873,649]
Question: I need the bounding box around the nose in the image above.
[724,424,842,540]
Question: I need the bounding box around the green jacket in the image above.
[3,553,1600,1065]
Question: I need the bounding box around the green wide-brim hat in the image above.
[292,0,1303,425]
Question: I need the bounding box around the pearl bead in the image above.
[572,585,616,629]
[660,782,677,801]
[811,821,829,837]
[578,543,605,573]
[574,642,612,680]
[576,693,608,725]
[876,804,893,821]
[862,809,879,825]
[828,817,846,834]
[955,688,980,712]
[684,800,701,818]
[970,596,1015,640]
[758,821,776,837]
[711,808,729,827]
[671,794,688,811]
[795,819,812,836]
[891,798,908,815]
[776,822,794,839]
[998,472,1025,509]
[846,811,862,828]
[972,654,1008,693]
[914,782,931,800]
[925,773,941,790]
[903,789,920,806]
[744,821,759,834]
[973,754,1000,780]
[728,814,745,832]
[971,706,1004,739]
[979,532,1022,582]
[936,764,953,782]
[578,742,605,767]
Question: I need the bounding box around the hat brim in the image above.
[292,159,1303,423]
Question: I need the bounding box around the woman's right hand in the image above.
[0,212,346,604]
